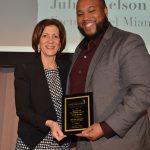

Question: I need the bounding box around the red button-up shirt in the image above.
[69,34,103,94]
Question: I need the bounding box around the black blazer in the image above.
[14,56,70,149]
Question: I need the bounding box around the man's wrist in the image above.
[99,122,116,139]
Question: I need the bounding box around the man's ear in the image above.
[104,7,108,17]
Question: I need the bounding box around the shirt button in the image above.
[84,55,87,59]
[78,70,82,74]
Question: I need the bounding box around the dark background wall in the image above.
[0,52,73,67]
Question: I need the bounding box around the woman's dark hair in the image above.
[32,18,66,55]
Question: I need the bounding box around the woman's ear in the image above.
[38,45,41,53]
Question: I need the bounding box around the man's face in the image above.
[76,0,108,38]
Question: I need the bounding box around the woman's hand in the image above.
[45,120,66,141]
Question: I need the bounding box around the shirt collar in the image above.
[79,33,103,51]
[79,35,103,50]
[79,23,109,50]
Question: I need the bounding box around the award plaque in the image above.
[62,92,93,135]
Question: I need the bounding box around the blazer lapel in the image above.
[34,57,56,112]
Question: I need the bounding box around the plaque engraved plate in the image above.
[62,92,93,135]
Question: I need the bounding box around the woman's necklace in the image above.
[43,63,58,70]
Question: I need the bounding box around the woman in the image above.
[14,19,71,149]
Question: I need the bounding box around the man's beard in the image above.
[78,16,109,39]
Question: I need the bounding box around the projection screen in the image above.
[0,0,150,53]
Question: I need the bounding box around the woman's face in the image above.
[39,25,61,58]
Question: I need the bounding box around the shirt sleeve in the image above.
[100,122,117,138]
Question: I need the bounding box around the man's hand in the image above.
[45,120,66,141]
[76,123,104,141]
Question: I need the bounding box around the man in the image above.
[66,0,150,149]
